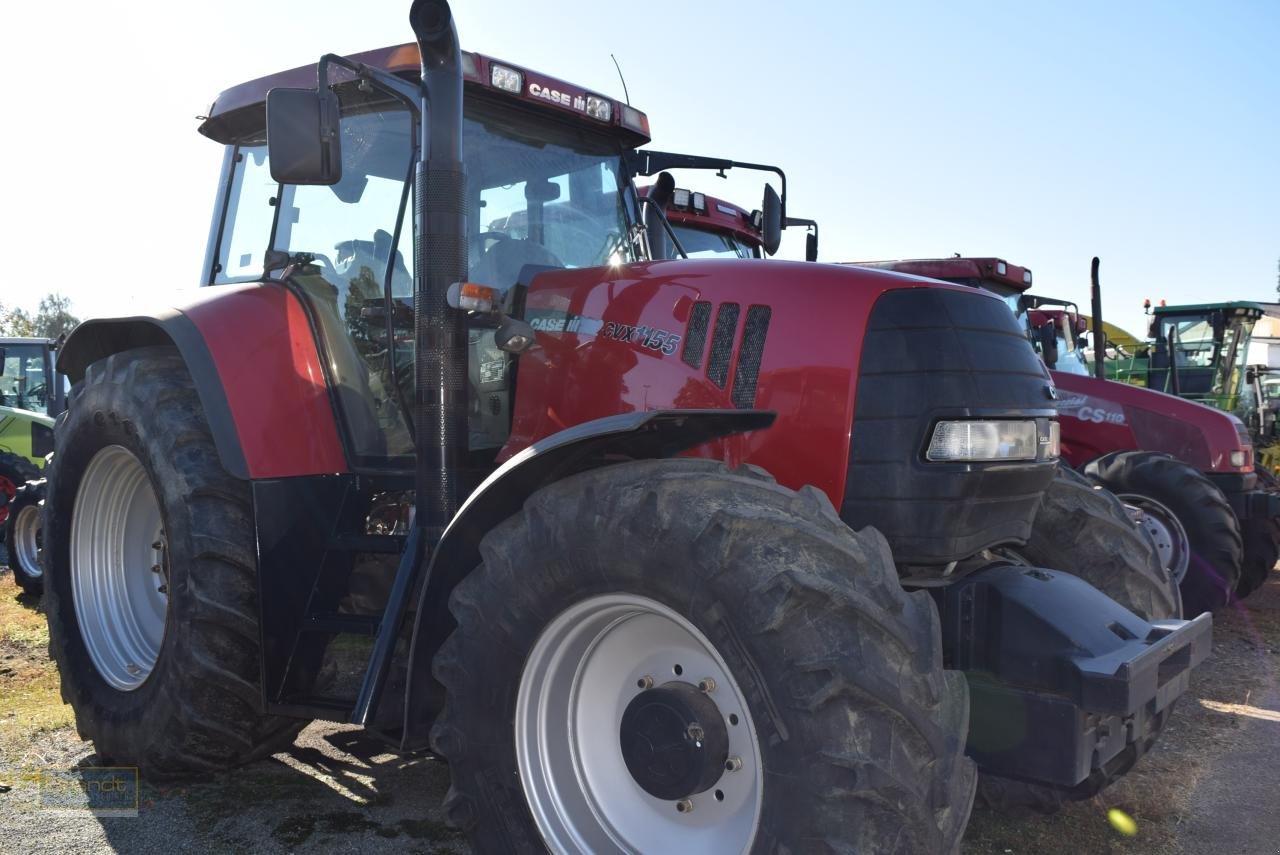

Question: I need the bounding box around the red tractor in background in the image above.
[40,2,1209,849]
[648,193,1276,613]
[855,257,1280,610]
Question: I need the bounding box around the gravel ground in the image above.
[0,552,1277,854]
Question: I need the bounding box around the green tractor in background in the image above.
[0,337,65,594]
[1107,302,1280,474]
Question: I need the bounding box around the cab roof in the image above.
[848,257,1033,291]
[198,44,651,147]
[1152,301,1264,318]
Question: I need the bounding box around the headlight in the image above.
[926,420,1049,462]
[1231,449,1248,468]
[584,95,612,121]
[490,64,523,94]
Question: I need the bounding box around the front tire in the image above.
[45,347,303,777]
[5,481,45,595]
[432,459,976,853]
[1085,451,1241,615]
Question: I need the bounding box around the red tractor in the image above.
[855,256,1280,612]
[43,2,1208,849]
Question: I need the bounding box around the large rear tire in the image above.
[431,459,976,853]
[979,464,1181,813]
[5,481,45,595]
[1085,451,1241,615]
[44,347,304,777]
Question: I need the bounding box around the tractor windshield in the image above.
[669,224,759,259]
[1151,312,1254,409]
[210,92,636,465]
[0,342,52,415]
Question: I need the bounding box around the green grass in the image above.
[0,572,75,766]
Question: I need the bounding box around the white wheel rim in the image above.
[516,594,763,854]
[71,446,169,691]
[1120,494,1191,586]
[13,501,42,578]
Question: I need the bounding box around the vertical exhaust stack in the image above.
[1091,256,1106,380]
[409,0,468,537]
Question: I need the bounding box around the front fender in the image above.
[58,284,347,480]
[388,408,775,747]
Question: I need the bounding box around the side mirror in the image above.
[805,230,818,262]
[1037,324,1059,368]
[267,87,343,185]
[761,184,782,256]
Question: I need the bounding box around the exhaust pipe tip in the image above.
[410,0,454,43]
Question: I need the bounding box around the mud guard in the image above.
[58,311,250,477]
[932,565,1211,788]
[374,409,775,748]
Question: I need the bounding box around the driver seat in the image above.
[470,237,562,291]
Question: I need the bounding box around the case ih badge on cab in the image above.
[44,2,1208,851]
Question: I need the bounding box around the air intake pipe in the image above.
[409,0,468,537]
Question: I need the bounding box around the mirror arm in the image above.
[628,150,789,220]
[636,197,689,260]
[318,54,423,112]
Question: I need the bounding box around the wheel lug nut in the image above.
[150,563,163,574]
[698,677,717,694]
[675,799,693,814]
[725,756,743,772]
[151,541,163,550]
[636,675,654,690]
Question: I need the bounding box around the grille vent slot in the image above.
[706,303,741,388]
[682,301,713,368]
[731,306,771,407]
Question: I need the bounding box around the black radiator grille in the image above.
[731,306,771,407]
[682,301,712,368]
[706,303,741,389]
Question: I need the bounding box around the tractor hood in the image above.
[1052,370,1251,473]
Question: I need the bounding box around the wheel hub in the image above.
[1119,494,1191,585]
[620,682,729,800]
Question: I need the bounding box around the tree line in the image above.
[0,294,80,340]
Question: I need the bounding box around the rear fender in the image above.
[58,284,346,479]
[391,408,775,748]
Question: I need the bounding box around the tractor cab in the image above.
[637,186,762,258]
[0,337,64,418]
[1139,302,1263,411]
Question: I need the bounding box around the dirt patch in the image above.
[0,566,1277,853]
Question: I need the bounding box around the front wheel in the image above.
[1085,451,1242,615]
[44,347,304,776]
[431,459,976,853]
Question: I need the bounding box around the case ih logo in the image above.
[528,83,587,112]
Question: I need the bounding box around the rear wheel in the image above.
[980,464,1180,813]
[1085,451,1241,615]
[5,482,45,595]
[45,347,304,777]
[432,459,976,853]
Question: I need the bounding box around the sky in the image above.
[2,0,1276,338]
